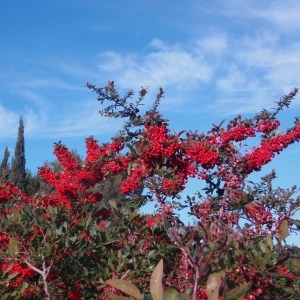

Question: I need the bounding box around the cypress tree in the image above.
[0,146,10,182]
[9,116,26,190]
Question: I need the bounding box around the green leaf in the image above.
[142,294,154,300]
[43,244,54,257]
[163,217,175,240]
[7,237,19,257]
[126,161,131,176]
[164,287,179,300]
[85,215,92,228]
[278,219,289,241]
[22,204,32,217]
[206,270,225,300]
[290,218,300,229]
[258,240,267,253]
[47,205,56,215]
[19,282,29,294]
[107,292,131,300]
[69,235,78,243]
[105,231,112,241]
[7,272,19,281]
[105,279,142,300]
[249,236,265,243]
[225,281,253,300]
[109,199,118,210]
[208,240,215,251]
[163,156,168,164]
[266,235,274,251]
[126,143,137,156]
[150,259,164,300]
[178,294,191,300]
[55,227,62,236]
[289,258,300,274]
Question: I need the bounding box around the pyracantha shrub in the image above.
[0,82,299,299]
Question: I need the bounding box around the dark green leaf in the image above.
[225,281,253,300]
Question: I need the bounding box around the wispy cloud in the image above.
[194,35,228,56]
[97,40,213,90]
[1,0,299,142]
[93,28,300,117]
[222,0,300,32]
[0,105,20,139]
[48,100,124,139]
[198,0,300,31]
[0,69,121,140]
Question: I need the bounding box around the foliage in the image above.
[0,146,10,183]
[9,116,26,191]
[0,82,300,299]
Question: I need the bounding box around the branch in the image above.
[22,256,53,300]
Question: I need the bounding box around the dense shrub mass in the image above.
[0,82,300,299]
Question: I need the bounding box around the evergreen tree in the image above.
[0,146,10,183]
[9,116,26,191]
[91,172,128,207]
[24,169,41,196]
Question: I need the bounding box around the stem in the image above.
[179,243,203,300]
[23,256,53,300]
[121,270,131,279]
[192,267,200,300]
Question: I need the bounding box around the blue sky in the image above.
[0,1,299,193]
[1,0,300,244]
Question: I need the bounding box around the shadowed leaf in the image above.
[225,281,253,300]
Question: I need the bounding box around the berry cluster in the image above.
[220,125,256,145]
[0,262,35,288]
[244,126,300,172]
[185,141,219,169]
[1,85,299,299]
[277,264,296,280]
[256,119,280,134]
